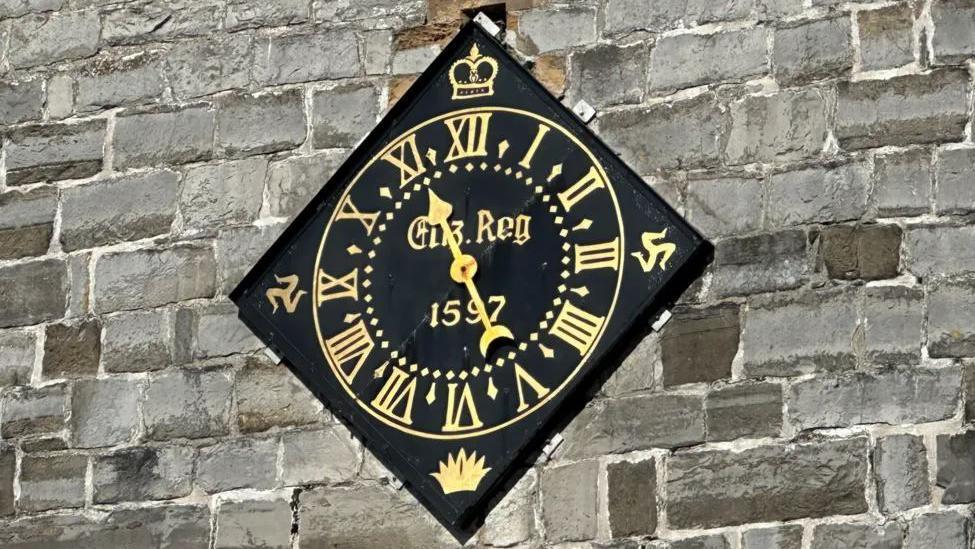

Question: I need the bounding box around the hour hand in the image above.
[426,189,453,227]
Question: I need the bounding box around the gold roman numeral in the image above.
[519,123,550,169]
[325,320,374,383]
[514,363,550,412]
[382,133,426,187]
[371,366,417,424]
[336,196,379,235]
[444,113,492,162]
[558,166,605,211]
[442,382,483,432]
[549,300,604,355]
[574,238,620,272]
[317,268,358,305]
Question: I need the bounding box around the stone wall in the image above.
[0,0,974,547]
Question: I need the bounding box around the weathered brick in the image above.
[0,0,62,18]
[0,444,13,516]
[836,69,970,150]
[568,43,648,107]
[41,318,100,379]
[391,45,441,75]
[175,303,263,361]
[905,511,969,549]
[237,356,320,433]
[599,94,725,173]
[45,74,74,119]
[725,88,827,165]
[863,286,922,365]
[114,106,215,169]
[661,304,739,387]
[101,0,223,45]
[773,17,852,85]
[5,120,105,185]
[788,367,961,430]
[819,224,901,280]
[266,150,347,218]
[561,393,705,459]
[225,0,309,30]
[607,458,656,538]
[603,0,741,34]
[928,278,975,357]
[66,254,91,319]
[214,496,293,548]
[0,384,65,438]
[101,310,171,373]
[931,0,975,64]
[180,158,267,230]
[60,170,179,251]
[255,29,360,85]
[603,332,658,397]
[300,485,453,548]
[874,434,928,514]
[71,377,141,448]
[672,535,733,549]
[742,525,803,549]
[216,90,306,157]
[0,259,68,328]
[0,187,56,260]
[75,50,167,111]
[93,244,216,313]
[768,163,869,227]
[858,5,915,71]
[281,427,359,486]
[312,0,425,25]
[93,446,194,504]
[197,437,278,493]
[650,28,767,93]
[0,330,35,387]
[532,52,567,96]
[162,32,253,100]
[937,430,975,503]
[872,148,932,217]
[312,83,381,148]
[705,382,782,441]
[710,229,809,298]
[541,459,598,543]
[935,147,975,214]
[479,468,536,547]
[18,454,87,512]
[7,10,100,69]
[810,522,902,549]
[904,225,975,277]
[0,78,44,124]
[362,29,393,75]
[214,223,286,294]
[667,438,868,528]
[517,6,596,53]
[143,368,233,440]
[742,288,857,376]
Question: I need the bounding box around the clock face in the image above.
[313,107,624,438]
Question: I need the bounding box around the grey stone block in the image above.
[143,368,233,440]
[255,29,360,85]
[603,0,754,34]
[164,32,253,100]
[773,17,852,85]
[858,5,915,70]
[0,445,13,516]
[931,0,975,64]
[768,162,869,227]
[66,253,91,319]
[102,310,171,373]
[93,244,216,313]
[225,0,309,30]
[75,50,167,111]
[1,383,65,438]
[928,278,975,357]
[5,120,105,185]
[607,458,656,538]
[114,106,215,169]
[742,525,803,549]
[180,158,267,230]
[312,83,381,148]
[60,170,179,251]
[216,90,306,157]
[671,536,732,549]
[650,28,767,93]
[0,187,57,260]
[667,438,868,528]
[705,382,782,442]
[863,286,922,365]
[904,225,975,277]
[391,45,440,75]
[810,522,903,549]
[71,377,141,448]
[602,332,658,397]
[479,468,536,546]
[101,0,223,46]
[818,224,902,281]
[711,229,809,298]
[266,150,348,218]
[872,148,932,217]
[41,318,101,379]
[45,74,74,119]
[214,496,293,548]
[661,304,739,387]
[725,88,828,165]
[935,147,975,214]
[541,459,598,543]
[937,430,975,503]
[197,437,278,493]
[787,367,961,430]
[0,78,44,124]
[905,511,969,549]
[568,42,649,108]
[0,259,68,328]
[18,454,87,512]
[7,10,100,69]
[741,287,857,377]
[0,330,35,387]
[176,303,263,361]
[214,223,286,294]
[237,356,320,433]
[560,393,705,459]
[874,434,928,514]
[836,69,969,150]
[517,6,597,53]
[93,446,194,504]
[0,0,63,18]
[281,427,359,486]
[362,29,393,75]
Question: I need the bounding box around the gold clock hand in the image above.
[427,189,514,356]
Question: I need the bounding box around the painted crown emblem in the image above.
[430,449,491,494]
[449,44,498,100]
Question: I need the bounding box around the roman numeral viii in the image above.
[325,320,374,383]
[549,300,605,355]
[444,113,492,162]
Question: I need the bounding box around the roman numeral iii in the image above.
[549,300,605,354]
[574,238,620,272]
[444,113,492,162]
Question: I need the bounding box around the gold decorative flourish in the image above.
[631,229,677,272]
[430,449,491,494]
[265,274,306,314]
[449,44,498,100]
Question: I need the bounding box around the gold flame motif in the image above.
[430,449,491,494]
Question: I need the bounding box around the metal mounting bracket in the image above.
[540,433,564,462]
[263,347,282,364]
[651,309,672,332]
[473,12,502,38]
[573,99,597,124]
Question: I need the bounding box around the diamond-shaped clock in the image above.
[231,19,712,532]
